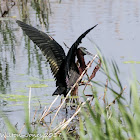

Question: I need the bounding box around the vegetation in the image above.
[0,1,139,140]
[0,49,139,140]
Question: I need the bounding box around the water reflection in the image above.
[0,20,17,94]
[0,60,10,94]
[31,0,51,27]
[0,0,140,132]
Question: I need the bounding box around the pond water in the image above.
[0,0,140,133]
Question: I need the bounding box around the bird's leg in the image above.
[65,104,68,114]
[64,97,69,108]
[70,84,79,107]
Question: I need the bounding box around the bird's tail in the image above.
[52,87,66,96]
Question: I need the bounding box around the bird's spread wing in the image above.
[66,24,98,63]
[16,20,66,79]
[72,24,98,49]
[65,24,98,81]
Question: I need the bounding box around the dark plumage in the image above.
[16,20,97,96]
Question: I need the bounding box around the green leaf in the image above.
[123,61,140,64]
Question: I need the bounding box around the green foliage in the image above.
[0,94,28,102]
[0,17,139,139]
[123,61,140,64]
[29,77,54,82]
[27,84,48,88]
[2,55,140,140]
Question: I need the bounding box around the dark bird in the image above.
[16,20,97,97]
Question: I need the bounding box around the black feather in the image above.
[17,20,97,96]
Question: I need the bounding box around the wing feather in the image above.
[16,20,66,79]
[65,24,98,84]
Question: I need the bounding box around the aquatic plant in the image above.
[1,48,140,140]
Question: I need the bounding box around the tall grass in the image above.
[1,50,140,140]
[1,1,139,139]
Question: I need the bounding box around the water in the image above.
[0,0,140,133]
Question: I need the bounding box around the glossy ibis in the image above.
[16,20,97,97]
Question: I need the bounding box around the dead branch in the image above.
[49,54,98,129]
[53,98,91,134]
[83,58,101,91]
[103,79,108,104]
[106,85,127,109]
[40,95,59,121]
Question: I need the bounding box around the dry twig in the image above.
[53,98,91,134]
[106,85,127,109]
[49,54,98,128]
[40,95,59,121]
[83,58,101,91]
[103,79,108,103]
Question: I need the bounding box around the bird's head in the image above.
[78,47,93,56]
